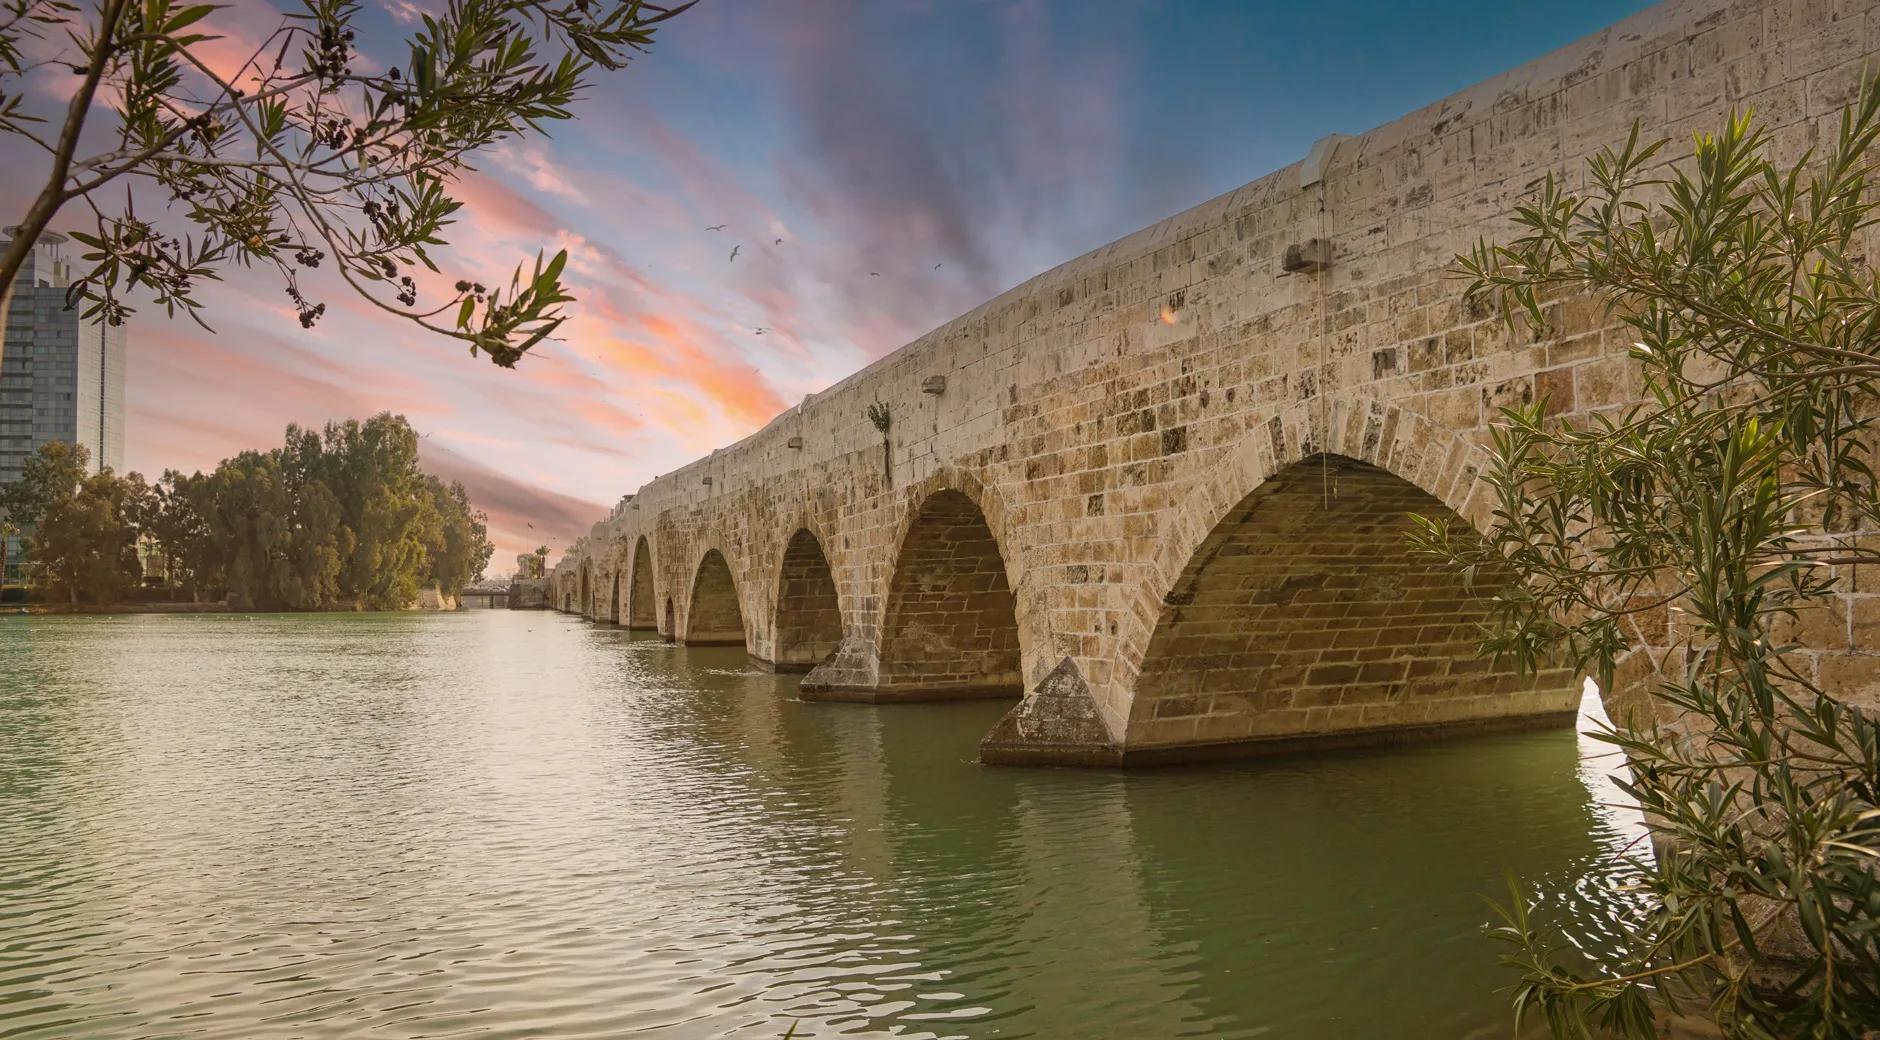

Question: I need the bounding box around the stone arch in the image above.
[607,569,621,623]
[1120,443,1580,756]
[772,527,843,671]
[686,546,747,647]
[626,535,656,630]
[802,465,1041,698]
[1119,398,1496,694]
[579,561,592,618]
[874,482,1024,699]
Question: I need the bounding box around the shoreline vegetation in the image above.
[6,602,231,614]
[2,600,475,615]
[0,413,494,611]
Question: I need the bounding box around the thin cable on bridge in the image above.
[1317,177,1331,510]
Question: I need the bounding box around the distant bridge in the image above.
[460,582,511,609]
[551,0,1879,765]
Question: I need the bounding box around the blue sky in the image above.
[4,0,1656,565]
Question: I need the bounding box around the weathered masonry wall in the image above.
[857,489,1024,700]
[774,529,842,671]
[625,536,655,630]
[553,0,1880,766]
[687,550,746,645]
[1127,456,1575,753]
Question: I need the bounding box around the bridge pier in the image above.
[796,634,876,694]
[799,637,1022,703]
[979,659,1123,766]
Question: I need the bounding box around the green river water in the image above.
[0,611,1639,1038]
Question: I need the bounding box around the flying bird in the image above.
[729,245,741,262]
[704,224,727,231]
[754,327,770,335]
[774,237,783,245]
[869,271,880,277]
[527,522,534,529]
[933,262,943,270]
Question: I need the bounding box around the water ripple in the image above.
[0,612,1633,1038]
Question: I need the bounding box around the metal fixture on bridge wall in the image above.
[787,435,804,449]
[921,375,947,395]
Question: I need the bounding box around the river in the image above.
[0,611,1638,1038]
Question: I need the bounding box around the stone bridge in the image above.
[550,0,1880,766]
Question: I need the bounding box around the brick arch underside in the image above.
[774,529,841,671]
[627,538,656,630]
[1127,454,1580,751]
[879,489,1022,697]
[687,549,746,646]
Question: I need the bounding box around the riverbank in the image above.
[4,601,231,614]
[3,587,465,614]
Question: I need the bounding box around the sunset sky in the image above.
[4,0,1651,571]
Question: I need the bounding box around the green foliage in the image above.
[0,516,16,587]
[194,447,348,609]
[35,461,143,603]
[189,412,492,609]
[866,401,892,485]
[0,438,88,528]
[0,441,145,602]
[513,546,545,578]
[145,469,210,596]
[427,477,493,593]
[0,413,493,609]
[1412,85,1880,1036]
[0,0,690,365]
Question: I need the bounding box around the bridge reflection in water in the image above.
[585,624,1631,1038]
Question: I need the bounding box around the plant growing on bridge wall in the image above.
[867,400,892,487]
[0,0,691,367]
[1412,86,1880,1037]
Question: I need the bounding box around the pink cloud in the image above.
[418,442,605,565]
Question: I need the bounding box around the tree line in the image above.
[0,413,493,609]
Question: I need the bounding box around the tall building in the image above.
[0,229,128,582]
